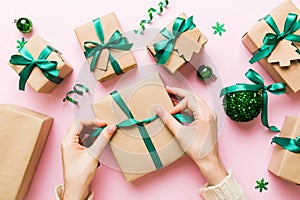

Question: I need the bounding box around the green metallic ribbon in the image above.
[272,136,300,153]
[84,18,133,74]
[9,46,63,91]
[63,84,89,105]
[85,90,194,168]
[220,69,286,132]
[250,13,300,64]
[153,16,196,65]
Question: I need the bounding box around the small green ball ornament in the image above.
[222,88,263,122]
[197,65,217,81]
[15,17,32,33]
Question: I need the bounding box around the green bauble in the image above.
[16,17,32,33]
[222,88,263,122]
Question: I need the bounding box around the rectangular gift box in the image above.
[147,13,208,74]
[242,0,300,93]
[93,73,184,182]
[8,35,73,93]
[0,104,53,200]
[268,116,300,184]
[74,12,137,82]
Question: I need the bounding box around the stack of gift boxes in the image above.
[2,0,300,198]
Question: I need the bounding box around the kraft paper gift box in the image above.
[147,13,208,74]
[242,0,300,93]
[93,73,184,182]
[74,12,137,82]
[0,104,53,200]
[268,116,300,184]
[8,35,73,93]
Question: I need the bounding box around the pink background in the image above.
[1,0,300,199]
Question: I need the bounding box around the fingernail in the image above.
[108,125,117,134]
[155,105,163,115]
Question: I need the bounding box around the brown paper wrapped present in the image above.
[93,73,184,182]
[8,35,73,93]
[147,13,208,74]
[0,104,53,200]
[268,116,300,184]
[74,12,137,82]
[242,0,300,93]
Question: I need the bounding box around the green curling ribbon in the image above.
[87,90,194,168]
[9,46,63,91]
[153,16,196,65]
[63,84,89,105]
[134,0,169,34]
[272,136,300,153]
[220,69,286,132]
[250,13,300,64]
[84,18,133,74]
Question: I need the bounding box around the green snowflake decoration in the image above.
[16,37,27,50]
[255,178,269,193]
[212,22,226,36]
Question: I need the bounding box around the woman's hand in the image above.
[61,120,116,200]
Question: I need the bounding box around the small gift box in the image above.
[9,35,73,93]
[0,104,53,200]
[268,116,300,184]
[147,13,208,74]
[242,0,300,93]
[74,12,137,82]
[93,73,193,182]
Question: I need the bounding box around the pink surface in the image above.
[1,0,300,199]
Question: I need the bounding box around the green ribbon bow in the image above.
[220,69,286,132]
[84,90,194,169]
[153,16,196,65]
[9,46,63,91]
[250,13,300,64]
[272,136,300,153]
[84,18,133,74]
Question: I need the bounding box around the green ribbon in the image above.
[272,136,300,153]
[63,84,89,105]
[250,13,300,64]
[153,16,196,65]
[86,90,194,168]
[9,46,63,91]
[220,69,286,132]
[84,18,133,74]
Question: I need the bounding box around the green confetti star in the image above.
[212,22,226,36]
[16,37,27,50]
[255,178,269,192]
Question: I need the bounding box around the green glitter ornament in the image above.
[15,17,32,33]
[222,85,263,122]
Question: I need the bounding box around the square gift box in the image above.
[242,0,300,93]
[93,73,185,182]
[9,35,73,93]
[74,12,137,82]
[0,104,53,200]
[147,13,208,74]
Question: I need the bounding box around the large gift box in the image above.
[242,0,300,93]
[74,12,137,82]
[268,116,300,184]
[0,104,53,200]
[9,35,73,93]
[147,13,208,74]
[93,73,184,181]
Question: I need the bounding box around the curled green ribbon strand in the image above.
[9,46,63,91]
[272,136,300,153]
[86,90,194,168]
[134,0,169,34]
[63,84,89,105]
[153,16,196,65]
[84,18,133,75]
[250,13,300,64]
[220,69,286,132]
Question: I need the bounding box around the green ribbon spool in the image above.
[250,13,300,64]
[272,136,300,153]
[84,18,133,74]
[85,90,194,169]
[153,16,196,65]
[220,69,286,132]
[9,46,63,91]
